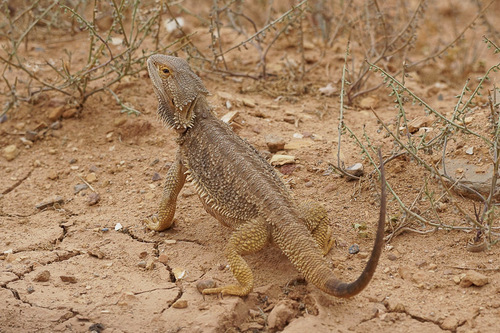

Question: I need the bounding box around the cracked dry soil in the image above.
[2,2,500,332]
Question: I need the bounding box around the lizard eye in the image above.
[159,65,171,77]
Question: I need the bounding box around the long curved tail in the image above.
[325,149,387,297]
[272,150,387,298]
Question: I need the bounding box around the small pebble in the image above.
[152,172,161,181]
[27,286,35,294]
[158,254,169,264]
[87,192,100,206]
[387,253,398,261]
[3,144,19,161]
[50,121,61,130]
[265,134,285,153]
[349,244,360,254]
[137,261,147,268]
[25,130,38,141]
[60,275,77,283]
[345,163,364,179]
[172,268,186,280]
[171,299,188,309]
[74,183,89,194]
[196,280,216,293]
[34,270,50,282]
[86,172,97,183]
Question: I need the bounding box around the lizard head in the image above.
[147,54,208,131]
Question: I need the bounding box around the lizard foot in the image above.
[202,284,252,297]
[143,214,174,231]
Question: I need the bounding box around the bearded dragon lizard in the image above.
[145,54,387,297]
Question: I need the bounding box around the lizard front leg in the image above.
[203,218,269,296]
[144,152,187,231]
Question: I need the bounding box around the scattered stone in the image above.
[86,172,97,183]
[265,134,285,153]
[459,271,489,288]
[20,137,33,146]
[27,285,35,294]
[349,244,360,254]
[441,158,500,200]
[62,108,77,119]
[69,158,77,164]
[465,147,474,155]
[60,275,77,283]
[267,300,298,330]
[87,192,100,206]
[172,268,186,280]
[323,183,337,193]
[115,223,123,231]
[88,248,105,259]
[47,171,58,180]
[387,253,398,261]
[25,130,38,141]
[114,118,127,127]
[145,192,155,200]
[435,202,447,212]
[383,297,405,313]
[34,270,51,282]
[36,195,64,209]
[152,172,161,181]
[241,98,256,108]
[48,106,64,121]
[345,163,364,179]
[220,111,238,124]
[359,96,379,109]
[171,299,188,309]
[403,116,433,134]
[74,183,88,194]
[158,254,169,264]
[88,323,105,333]
[3,144,19,161]
[279,164,296,175]
[137,261,147,268]
[463,116,474,125]
[50,121,61,130]
[196,279,217,294]
[319,83,336,96]
[270,154,295,166]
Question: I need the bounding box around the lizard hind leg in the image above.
[299,200,335,256]
[202,218,269,297]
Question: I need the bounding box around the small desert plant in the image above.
[0,0,187,116]
[335,35,500,249]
